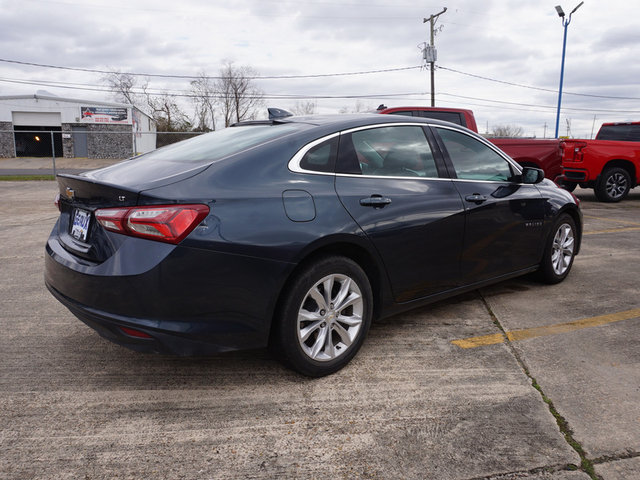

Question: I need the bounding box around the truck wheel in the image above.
[272,256,373,377]
[594,167,631,202]
[537,214,577,284]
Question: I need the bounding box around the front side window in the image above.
[436,127,514,181]
[337,126,439,178]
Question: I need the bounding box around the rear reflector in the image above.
[95,204,209,244]
[120,326,153,339]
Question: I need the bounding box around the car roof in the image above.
[232,113,461,132]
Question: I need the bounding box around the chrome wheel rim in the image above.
[551,223,574,276]
[297,274,364,362]
[605,173,628,199]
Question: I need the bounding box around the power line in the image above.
[0,58,422,80]
[4,75,640,116]
[4,56,638,103]
[438,65,640,101]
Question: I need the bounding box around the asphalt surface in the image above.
[0,178,639,480]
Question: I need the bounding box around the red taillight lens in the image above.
[54,194,61,211]
[95,204,209,244]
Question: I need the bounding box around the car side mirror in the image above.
[521,166,545,184]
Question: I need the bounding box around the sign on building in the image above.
[80,106,130,124]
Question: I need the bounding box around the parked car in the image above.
[45,114,582,377]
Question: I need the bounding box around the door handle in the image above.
[465,194,488,204]
[360,195,392,208]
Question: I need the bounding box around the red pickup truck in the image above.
[375,106,563,181]
[559,122,640,202]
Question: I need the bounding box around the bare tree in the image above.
[215,61,264,127]
[102,70,147,107]
[292,101,317,116]
[190,71,217,131]
[145,91,193,146]
[491,124,524,137]
[339,100,372,114]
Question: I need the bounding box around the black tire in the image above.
[594,167,631,202]
[537,214,577,284]
[272,256,373,377]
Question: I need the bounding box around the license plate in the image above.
[71,208,91,241]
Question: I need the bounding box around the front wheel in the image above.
[594,167,631,202]
[537,214,577,284]
[272,256,373,377]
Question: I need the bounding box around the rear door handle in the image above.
[465,194,487,204]
[360,195,392,208]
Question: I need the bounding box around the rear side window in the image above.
[299,137,338,173]
[596,124,640,141]
[337,126,439,178]
[436,127,514,181]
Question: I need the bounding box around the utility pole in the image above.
[423,7,447,107]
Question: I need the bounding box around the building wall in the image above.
[62,124,74,158]
[0,96,157,158]
[0,121,15,157]
[86,124,132,159]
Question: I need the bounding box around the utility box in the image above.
[423,46,437,63]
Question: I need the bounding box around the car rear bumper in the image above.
[46,281,266,355]
[45,230,294,355]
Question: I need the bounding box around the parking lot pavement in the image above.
[0,181,637,480]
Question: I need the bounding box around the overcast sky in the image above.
[1,0,639,138]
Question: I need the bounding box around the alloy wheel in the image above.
[297,274,364,362]
[551,223,575,276]
[605,172,628,200]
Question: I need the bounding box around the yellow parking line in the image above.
[452,308,640,349]
[584,226,640,235]
[583,215,640,226]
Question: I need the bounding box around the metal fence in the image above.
[0,129,208,176]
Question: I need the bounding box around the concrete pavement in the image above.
[0,181,638,479]
[0,156,123,175]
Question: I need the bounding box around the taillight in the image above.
[54,193,61,211]
[95,204,209,244]
[571,141,588,162]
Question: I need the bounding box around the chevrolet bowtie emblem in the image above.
[65,187,75,200]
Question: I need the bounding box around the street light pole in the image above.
[554,2,584,138]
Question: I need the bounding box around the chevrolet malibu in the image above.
[45,114,582,377]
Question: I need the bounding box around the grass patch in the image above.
[0,175,56,181]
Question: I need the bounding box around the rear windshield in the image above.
[596,124,640,142]
[139,124,303,163]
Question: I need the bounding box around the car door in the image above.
[334,124,465,303]
[432,126,546,284]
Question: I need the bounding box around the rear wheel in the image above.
[272,256,373,377]
[537,214,577,284]
[594,167,631,202]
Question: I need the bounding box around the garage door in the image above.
[12,112,62,127]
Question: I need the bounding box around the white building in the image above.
[0,93,156,158]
